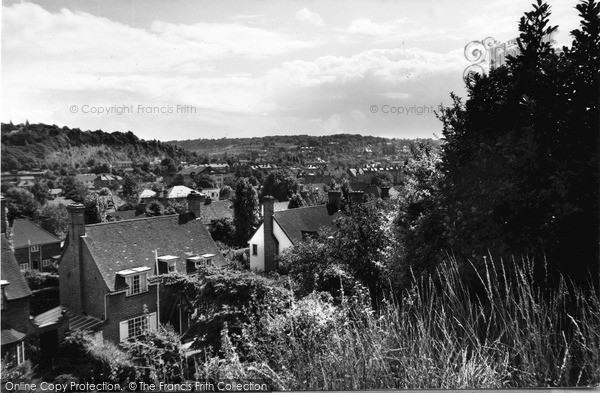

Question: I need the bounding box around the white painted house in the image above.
[248,195,341,271]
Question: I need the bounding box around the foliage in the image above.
[260,170,299,202]
[58,330,135,383]
[4,187,39,221]
[232,178,260,245]
[146,200,165,217]
[123,326,186,384]
[0,122,195,172]
[40,203,69,238]
[83,193,107,224]
[22,269,59,290]
[287,193,305,209]
[30,181,50,204]
[62,176,88,203]
[209,218,235,244]
[214,258,600,389]
[122,174,138,199]
[436,0,600,282]
[220,185,232,200]
[390,141,446,288]
[158,267,292,352]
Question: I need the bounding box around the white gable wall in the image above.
[248,220,294,271]
[249,223,265,271]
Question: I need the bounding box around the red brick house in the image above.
[11,219,62,272]
[1,236,34,366]
[59,193,227,343]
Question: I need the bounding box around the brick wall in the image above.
[2,297,33,334]
[81,243,108,319]
[15,242,61,271]
[102,286,158,343]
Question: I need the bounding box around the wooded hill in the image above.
[1,123,197,172]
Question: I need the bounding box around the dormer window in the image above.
[157,255,178,274]
[201,253,215,266]
[117,267,150,296]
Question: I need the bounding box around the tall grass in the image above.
[198,257,600,389]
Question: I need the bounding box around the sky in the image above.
[0,0,583,141]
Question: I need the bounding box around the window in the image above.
[119,312,157,341]
[252,244,258,256]
[19,263,29,270]
[125,273,148,296]
[42,259,52,267]
[158,255,178,274]
[30,245,39,253]
[0,287,5,310]
[16,341,25,365]
[128,315,148,339]
[201,253,215,266]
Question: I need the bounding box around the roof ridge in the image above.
[13,218,61,241]
[85,214,178,227]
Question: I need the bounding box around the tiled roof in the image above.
[201,200,233,225]
[1,235,32,300]
[75,174,96,182]
[139,189,157,199]
[82,214,226,290]
[11,219,61,249]
[166,185,195,198]
[1,327,26,345]
[273,205,339,245]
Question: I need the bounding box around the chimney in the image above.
[62,203,86,314]
[327,190,342,214]
[380,186,390,200]
[349,191,365,205]
[262,196,277,272]
[328,191,341,206]
[187,191,205,219]
[0,196,6,234]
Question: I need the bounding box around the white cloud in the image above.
[268,48,465,88]
[296,8,324,27]
[347,18,404,36]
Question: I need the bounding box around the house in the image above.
[58,192,227,343]
[93,174,123,190]
[1,197,34,366]
[248,195,341,272]
[11,219,62,272]
[1,236,33,366]
[75,173,96,189]
[200,187,220,201]
[165,185,195,199]
[49,188,63,199]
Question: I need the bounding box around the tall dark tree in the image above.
[233,178,260,244]
[122,175,139,199]
[437,0,600,282]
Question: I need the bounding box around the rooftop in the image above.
[82,214,226,291]
[11,219,61,248]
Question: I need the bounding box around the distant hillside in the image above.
[1,122,197,171]
[167,134,440,162]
